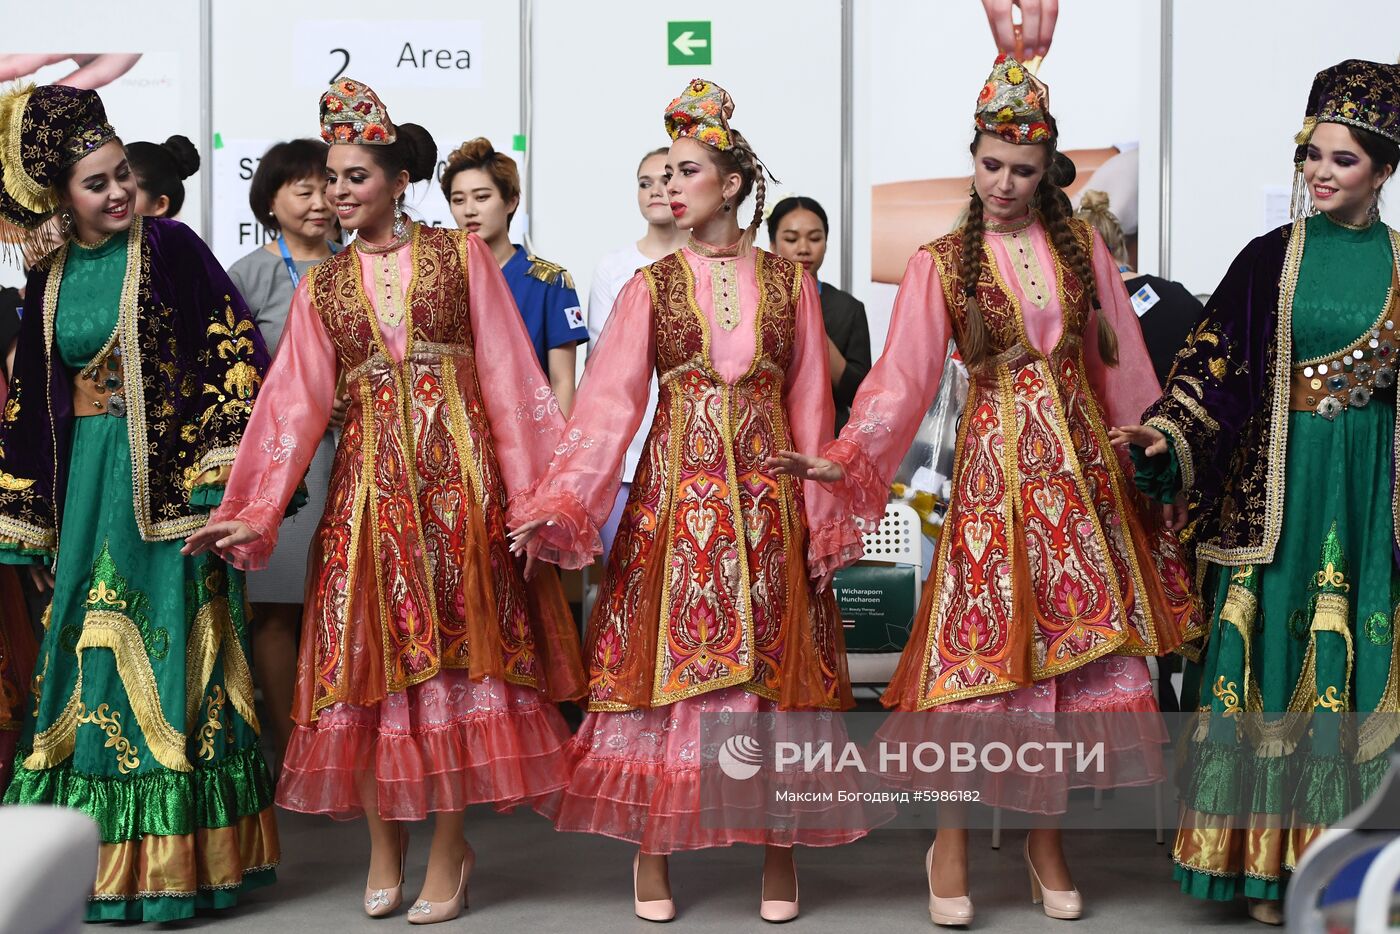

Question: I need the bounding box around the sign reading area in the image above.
[293,19,483,89]
[667,21,711,66]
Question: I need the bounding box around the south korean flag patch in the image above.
[564,305,585,329]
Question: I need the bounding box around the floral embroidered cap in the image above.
[973,54,1054,145]
[1294,59,1400,160]
[664,78,735,151]
[319,77,396,145]
[0,83,118,229]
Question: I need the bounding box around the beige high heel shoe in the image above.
[759,851,799,923]
[1024,838,1083,920]
[632,852,676,923]
[363,828,408,918]
[926,842,974,927]
[406,843,474,925]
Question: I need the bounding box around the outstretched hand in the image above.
[1107,424,1169,457]
[183,520,258,557]
[764,450,846,484]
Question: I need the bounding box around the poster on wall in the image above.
[210,2,522,269]
[855,0,1157,348]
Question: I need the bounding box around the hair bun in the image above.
[161,134,200,179]
[447,137,496,167]
[395,122,438,183]
[1079,188,1111,213]
[1047,151,1077,189]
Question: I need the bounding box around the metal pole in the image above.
[1158,0,1173,280]
[520,0,534,253]
[199,0,214,243]
[840,0,854,291]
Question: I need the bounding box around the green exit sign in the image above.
[668,21,711,66]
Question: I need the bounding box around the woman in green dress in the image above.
[0,83,278,922]
[1112,59,1400,924]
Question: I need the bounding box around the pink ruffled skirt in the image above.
[875,656,1167,814]
[276,669,574,821]
[545,686,882,854]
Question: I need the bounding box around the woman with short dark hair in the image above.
[226,138,341,769]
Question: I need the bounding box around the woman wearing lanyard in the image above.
[227,138,345,770]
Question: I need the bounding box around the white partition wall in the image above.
[209,1,524,268]
[1168,2,1400,297]
[529,0,845,320]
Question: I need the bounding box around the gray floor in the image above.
[137,809,1258,932]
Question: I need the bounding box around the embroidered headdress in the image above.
[664,78,735,151]
[973,54,1054,145]
[319,77,396,145]
[0,83,118,229]
[1291,59,1400,219]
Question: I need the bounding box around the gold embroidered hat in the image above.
[0,82,118,229]
[664,78,735,151]
[1294,59,1400,160]
[973,54,1054,145]
[319,77,396,145]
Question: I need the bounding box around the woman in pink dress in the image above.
[186,78,584,925]
[509,79,863,924]
[769,57,1201,925]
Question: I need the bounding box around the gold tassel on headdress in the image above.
[1290,116,1319,221]
[0,83,58,217]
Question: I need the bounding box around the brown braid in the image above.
[1037,179,1118,365]
[957,190,992,370]
[715,129,774,251]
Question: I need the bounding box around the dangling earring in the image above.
[59,209,73,237]
[392,196,406,239]
[1369,192,1382,225]
[721,200,732,214]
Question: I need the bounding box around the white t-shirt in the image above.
[587,243,658,481]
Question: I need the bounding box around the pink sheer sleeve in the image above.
[464,232,565,502]
[212,280,336,570]
[787,273,859,577]
[507,274,656,569]
[1082,231,1162,431]
[823,248,952,534]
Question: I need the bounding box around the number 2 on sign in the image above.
[329,48,350,83]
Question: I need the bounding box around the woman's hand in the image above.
[183,520,258,557]
[765,450,846,484]
[1107,424,1169,457]
[814,568,836,593]
[328,392,351,431]
[508,517,553,557]
[1109,424,1186,530]
[27,564,54,593]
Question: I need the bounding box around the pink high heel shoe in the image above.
[759,853,800,923]
[632,852,676,922]
[406,843,474,925]
[363,828,408,918]
[927,842,974,927]
[1024,838,1082,920]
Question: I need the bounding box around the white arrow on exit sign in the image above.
[672,31,708,56]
